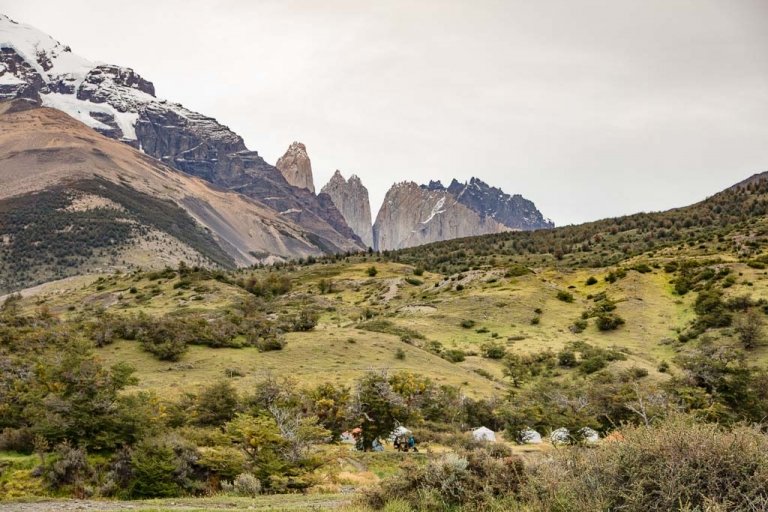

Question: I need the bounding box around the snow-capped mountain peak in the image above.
[0,14,94,89]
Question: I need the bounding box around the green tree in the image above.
[194,381,239,426]
[306,383,351,441]
[24,342,141,450]
[129,440,182,498]
[352,371,413,450]
[735,309,765,350]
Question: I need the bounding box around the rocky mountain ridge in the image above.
[373,178,552,250]
[0,99,337,292]
[446,177,553,231]
[0,14,363,254]
[373,181,510,250]
[0,13,553,262]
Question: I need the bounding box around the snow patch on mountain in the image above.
[422,197,446,224]
[41,92,139,140]
[0,14,95,85]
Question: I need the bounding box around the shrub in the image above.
[522,415,768,512]
[364,448,525,510]
[481,342,506,360]
[632,263,653,274]
[367,266,378,277]
[530,316,541,325]
[505,264,530,278]
[413,267,425,276]
[570,319,588,333]
[394,348,406,360]
[596,313,625,331]
[238,274,291,298]
[586,276,598,286]
[197,446,246,481]
[0,427,34,453]
[404,277,423,286]
[44,442,93,491]
[357,320,425,340]
[128,440,182,498]
[605,268,627,283]
[579,355,608,374]
[442,349,466,363]
[128,435,199,498]
[136,317,189,361]
[194,381,239,426]
[558,350,578,368]
[735,309,765,349]
[231,472,261,497]
[460,319,476,329]
[286,309,319,332]
[557,290,575,303]
[317,279,333,294]
[254,336,287,352]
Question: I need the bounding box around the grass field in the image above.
[14,254,767,401]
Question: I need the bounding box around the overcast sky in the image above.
[2,0,767,226]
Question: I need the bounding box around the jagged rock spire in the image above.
[321,170,373,248]
[276,141,315,193]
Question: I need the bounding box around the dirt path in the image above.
[0,494,349,512]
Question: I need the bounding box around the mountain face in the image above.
[447,178,554,231]
[0,14,363,254]
[320,170,374,248]
[276,141,315,193]
[0,99,336,292]
[373,179,552,251]
[373,182,511,251]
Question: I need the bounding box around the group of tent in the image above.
[340,425,601,448]
[474,426,601,445]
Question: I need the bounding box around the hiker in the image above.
[407,434,418,452]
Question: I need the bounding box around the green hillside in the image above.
[2,173,768,509]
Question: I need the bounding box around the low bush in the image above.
[481,342,506,360]
[230,472,261,497]
[254,336,287,352]
[596,313,625,331]
[442,349,466,363]
[522,415,768,512]
[364,447,525,510]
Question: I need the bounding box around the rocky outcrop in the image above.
[276,142,315,193]
[0,14,363,255]
[447,177,554,231]
[373,179,553,250]
[373,182,510,250]
[321,170,374,248]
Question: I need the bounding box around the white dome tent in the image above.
[471,426,496,442]
[518,428,543,444]
[579,427,600,444]
[550,427,571,445]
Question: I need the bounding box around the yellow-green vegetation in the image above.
[2,175,768,509]
[15,248,768,398]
